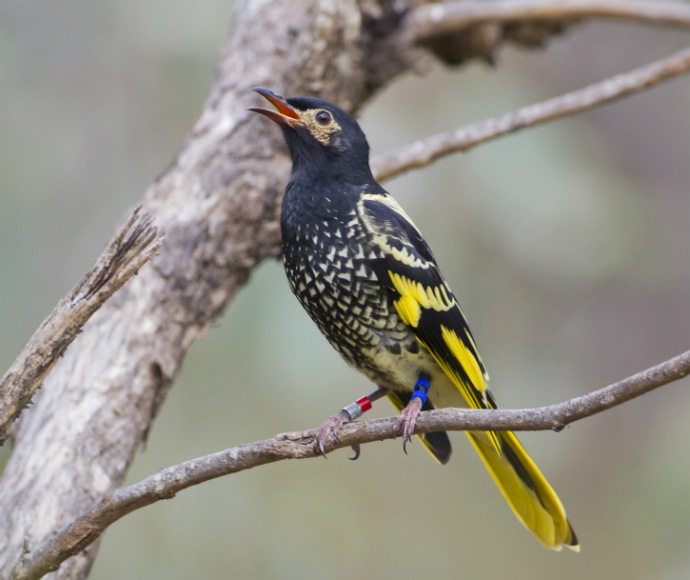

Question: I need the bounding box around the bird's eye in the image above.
[315,110,331,125]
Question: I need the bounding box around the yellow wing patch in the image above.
[421,338,486,411]
[394,294,421,327]
[419,326,499,452]
[389,272,454,324]
[440,325,486,395]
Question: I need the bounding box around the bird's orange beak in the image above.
[249,88,303,129]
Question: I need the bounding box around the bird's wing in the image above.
[358,192,579,550]
[357,192,494,412]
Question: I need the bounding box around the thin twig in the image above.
[372,48,690,182]
[12,350,690,580]
[0,206,162,443]
[408,0,690,42]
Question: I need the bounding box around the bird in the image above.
[250,87,579,551]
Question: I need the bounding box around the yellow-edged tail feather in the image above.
[467,430,579,551]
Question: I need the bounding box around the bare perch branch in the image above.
[408,0,690,42]
[411,349,690,434]
[0,206,162,443]
[372,48,690,182]
[12,350,689,580]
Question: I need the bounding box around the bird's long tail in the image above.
[467,429,579,551]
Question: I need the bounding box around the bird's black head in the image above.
[250,88,373,185]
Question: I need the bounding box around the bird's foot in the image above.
[395,396,423,454]
[317,410,350,457]
[395,377,430,454]
[316,391,384,458]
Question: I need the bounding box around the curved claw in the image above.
[317,410,350,456]
[348,444,361,460]
[395,396,423,455]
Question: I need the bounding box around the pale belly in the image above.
[356,335,470,411]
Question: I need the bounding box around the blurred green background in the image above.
[1,3,689,579]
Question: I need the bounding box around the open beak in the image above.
[249,87,303,129]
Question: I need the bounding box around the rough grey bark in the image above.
[0,208,161,444]
[1,1,687,579]
[0,2,422,577]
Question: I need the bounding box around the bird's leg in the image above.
[317,387,387,458]
[395,377,430,454]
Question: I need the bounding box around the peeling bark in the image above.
[0,1,420,577]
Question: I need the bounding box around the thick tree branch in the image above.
[399,0,690,67]
[0,206,161,443]
[372,48,690,182]
[11,350,689,580]
[408,0,690,43]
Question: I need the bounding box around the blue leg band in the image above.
[410,377,430,407]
